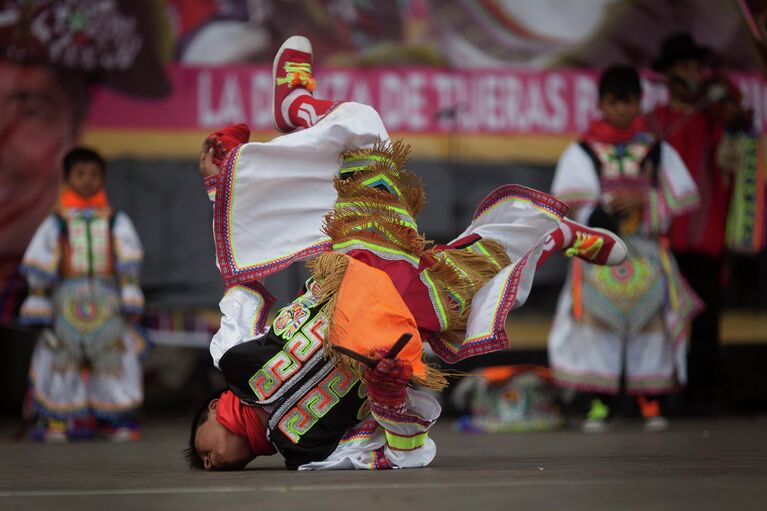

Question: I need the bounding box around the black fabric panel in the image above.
[587,205,620,233]
[217,300,368,469]
[270,381,366,470]
[578,141,602,174]
[641,141,662,186]
[217,333,283,403]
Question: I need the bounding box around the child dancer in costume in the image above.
[19,148,145,442]
[187,36,628,471]
[547,65,702,432]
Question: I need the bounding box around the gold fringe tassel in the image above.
[423,239,512,344]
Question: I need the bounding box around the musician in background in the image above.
[649,32,755,413]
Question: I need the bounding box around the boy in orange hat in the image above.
[19,147,145,442]
[186,36,628,471]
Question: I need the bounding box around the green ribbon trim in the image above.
[384,430,428,451]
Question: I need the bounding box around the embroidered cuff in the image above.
[340,152,398,176]
[115,259,142,277]
[204,175,218,202]
[120,283,145,314]
[19,295,53,325]
[19,264,58,288]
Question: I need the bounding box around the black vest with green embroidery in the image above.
[218,284,367,469]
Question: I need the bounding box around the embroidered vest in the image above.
[218,282,367,469]
[54,208,118,279]
[579,136,661,235]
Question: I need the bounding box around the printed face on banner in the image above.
[0,60,78,279]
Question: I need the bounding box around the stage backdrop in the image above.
[85,66,767,164]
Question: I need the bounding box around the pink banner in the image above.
[88,65,767,135]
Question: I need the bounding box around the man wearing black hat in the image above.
[648,32,752,413]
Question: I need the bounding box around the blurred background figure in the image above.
[548,65,700,432]
[0,0,169,415]
[648,32,757,414]
[19,147,146,442]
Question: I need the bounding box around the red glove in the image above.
[364,349,413,412]
[208,123,250,166]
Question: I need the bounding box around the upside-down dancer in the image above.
[187,36,628,471]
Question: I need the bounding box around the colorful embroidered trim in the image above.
[214,144,333,285]
[360,173,402,196]
[341,154,399,175]
[249,312,326,404]
[204,175,218,202]
[276,367,359,444]
[332,238,420,266]
[371,446,392,469]
[339,419,378,445]
[19,263,59,284]
[335,201,418,230]
[429,248,537,362]
[659,166,701,214]
[551,367,621,393]
[225,281,276,338]
[472,184,568,223]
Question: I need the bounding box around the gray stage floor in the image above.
[1,416,766,511]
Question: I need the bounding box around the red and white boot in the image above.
[272,35,315,133]
[561,218,627,266]
[272,36,338,133]
[538,218,628,268]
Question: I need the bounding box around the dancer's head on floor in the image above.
[186,389,275,471]
[597,64,642,130]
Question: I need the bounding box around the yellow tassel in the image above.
[422,240,511,339]
[306,252,350,364]
[339,140,425,217]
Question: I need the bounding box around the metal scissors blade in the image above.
[331,345,378,368]
[384,333,412,359]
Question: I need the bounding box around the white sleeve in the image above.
[298,388,441,471]
[551,142,600,209]
[204,175,218,203]
[113,211,145,313]
[642,142,700,235]
[212,102,386,288]
[113,211,144,275]
[210,283,274,369]
[18,216,62,325]
[19,215,61,289]
[658,142,700,215]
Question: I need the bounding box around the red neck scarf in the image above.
[59,188,110,209]
[215,390,276,456]
[584,116,647,144]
